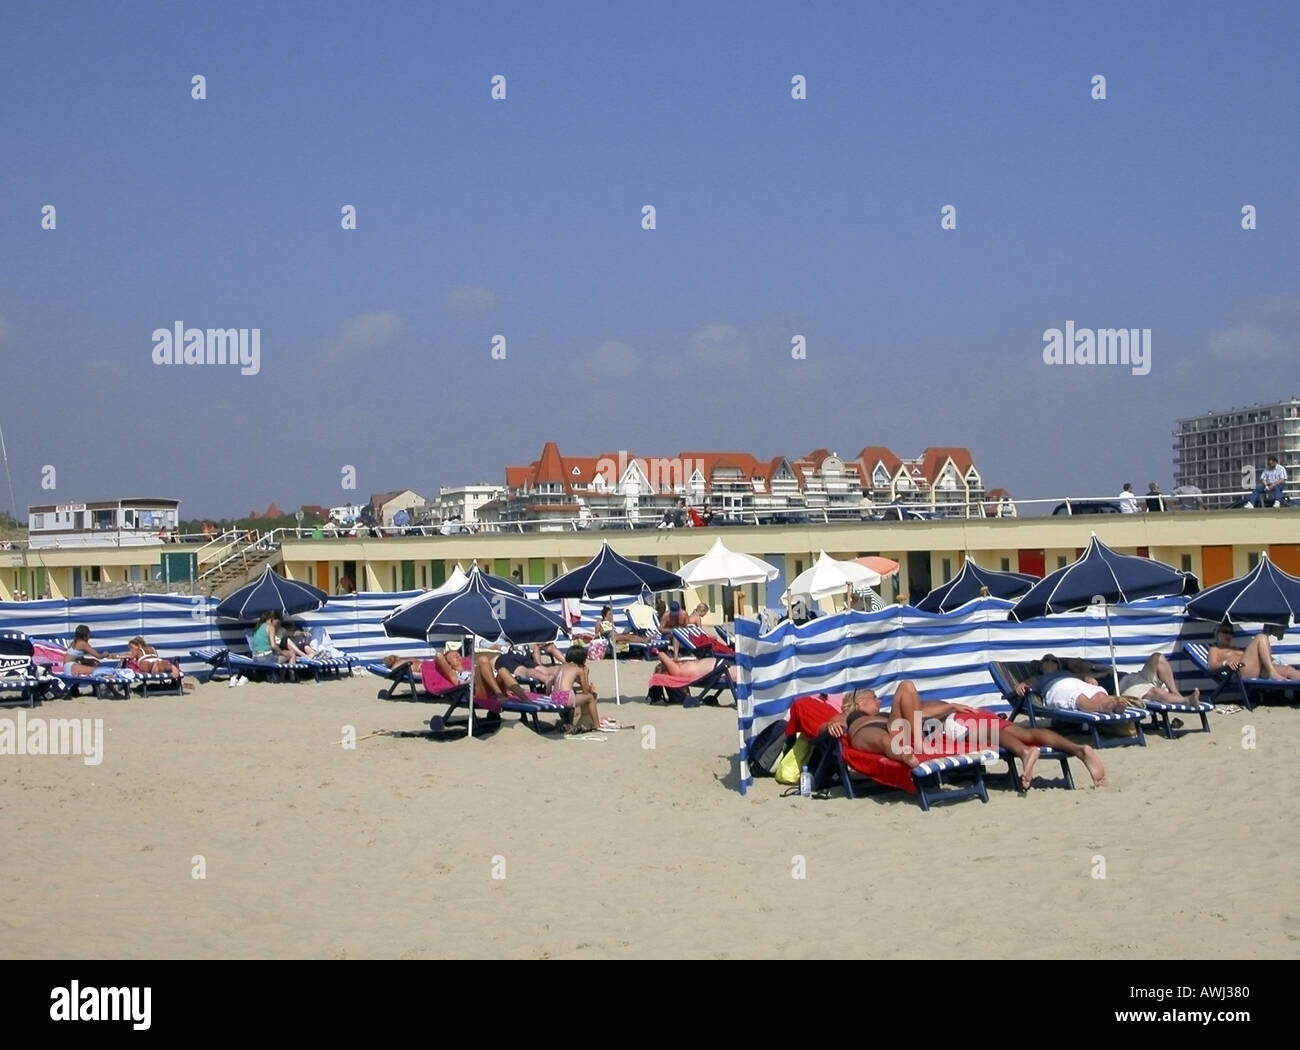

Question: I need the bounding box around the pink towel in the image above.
[32,643,65,672]
[648,671,701,689]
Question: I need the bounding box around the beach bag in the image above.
[586,638,608,661]
[748,721,790,777]
[648,684,689,704]
[774,736,816,785]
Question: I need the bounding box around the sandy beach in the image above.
[2,659,1298,960]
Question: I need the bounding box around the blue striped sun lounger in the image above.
[835,739,1001,811]
[189,646,313,683]
[428,690,571,736]
[0,670,57,708]
[989,659,1146,750]
[1184,642,1296,713]
[39,637,185,698]
[0,631,70,707]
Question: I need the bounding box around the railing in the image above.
[262,485,1294,540]
[197,529,279,583]
[194,528,248,571]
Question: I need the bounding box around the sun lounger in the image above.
[646,658,734,707]
[427,688,571,736]
[983,664,1077,790]
[39,637,185,698]
[623,607,670,658]
[1184,642,1295,712]
[670,625,735,659]
[243,631,351,681]
[989,660,1146,749]
[0,631,69,707]
[836,737,999,811]
[189,646,312,683]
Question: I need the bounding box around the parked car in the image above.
[1051,500,1122,515]
[870,506,930,522]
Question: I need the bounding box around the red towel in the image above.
[786,696,838,737]
[840,728,995,795]
[840,743,920,794]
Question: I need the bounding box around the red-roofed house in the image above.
[494,441,989,526]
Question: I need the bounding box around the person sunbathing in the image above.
[494,644,562,688]
[125,637,193,691]
[1116,652,1200,705]
[1207,623,1300,681]
[64,624,124,676]
[1013,654,1131,714]
[251,611,296,665]
[811,682,1106,788]
[550,648,615,733]
[383,649,524,702]
[594,605,643,647]
[653,651,727,679]
[276,621,316,661]
[659,601,707,655]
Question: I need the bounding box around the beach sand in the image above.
[2,659,1298,959]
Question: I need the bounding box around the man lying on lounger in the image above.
[1114,651,1200,705]
[1207,622,1300,682]
[653,651,729,680]
[1012,654,1132,714]
[792,682,1106,788]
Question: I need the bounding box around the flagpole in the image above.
[0,417,18,526]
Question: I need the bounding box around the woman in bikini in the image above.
[65,625,124,676]
[823,681,1107,788]
[550,648,615,733]
[593,605,643,647]
[126,637,194,692]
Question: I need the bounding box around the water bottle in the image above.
[799,765,813,798]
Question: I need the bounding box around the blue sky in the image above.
[2,0,1297,519]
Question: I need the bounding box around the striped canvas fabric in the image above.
[732,595,1297,795]
[0,588,648,667]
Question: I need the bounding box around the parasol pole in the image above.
[1093,594,1120,693]
[606,587,621,706]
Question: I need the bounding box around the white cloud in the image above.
[446,284,500,314]
[687,323,751,366]
[327,311,401,359]
[582,339,640,378]
[1207,324,1285,362]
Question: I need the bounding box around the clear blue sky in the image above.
[2,0,1297,518]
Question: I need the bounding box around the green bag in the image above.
[774,735,816,785]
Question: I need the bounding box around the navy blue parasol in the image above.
[215,566,329,620]
[382,565,567,645]
[1184,553,1300,627]
[381,564,570,737]
[916,559,1036,613]
[539,541,685,703]
[1008,533,1197,687]
[538,540,685,600]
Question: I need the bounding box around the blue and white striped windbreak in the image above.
[732,594,1297,795]
[0,588,647,665]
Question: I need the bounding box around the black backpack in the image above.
[748,721,790,777]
